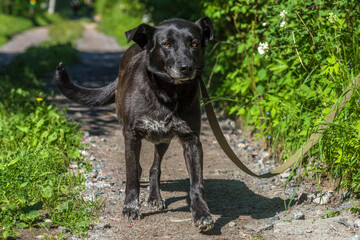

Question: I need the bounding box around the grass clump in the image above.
[0,20,99,238]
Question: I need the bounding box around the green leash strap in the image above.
[200,73,360,178]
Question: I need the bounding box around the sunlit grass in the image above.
[0,19,100,238]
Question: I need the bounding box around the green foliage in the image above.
[0,14,32,45]
[0,10,72,47]
[48,20,84,45]
[95,0,144,46]
[141,0,202,24]
[95,0,203,45]
[0,0,74,18]
[0,20,98,238]
[203,0,360,193]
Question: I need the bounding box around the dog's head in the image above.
[125,17,214,84]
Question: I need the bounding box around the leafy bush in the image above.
[203,0,360,192]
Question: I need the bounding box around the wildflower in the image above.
[350,62,353,65]
[268,135,271,139]
[280,10,287,19]
[357,99,360,103]
[36,97,43,102]
[348,67,351,71]
[266,112,270,115]
[258,42,269,55]
[279,10,287,28]
[327,12,337,24]
[262,22,267,27]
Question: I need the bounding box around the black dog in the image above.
[55,17,214,231]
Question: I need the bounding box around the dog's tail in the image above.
[55,62,117,107]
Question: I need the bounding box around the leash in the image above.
[200,73,360,178]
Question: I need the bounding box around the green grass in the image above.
[49,20,86,45]
[96,1,143,46]
[0,14,32,46]
[0,13,67,47]
[0,20,99,239]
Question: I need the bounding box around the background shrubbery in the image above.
[96,0,360,193]
[203,0,360,193]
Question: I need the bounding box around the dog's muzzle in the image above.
[169,64,196,84]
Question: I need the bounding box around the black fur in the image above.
[55,17,215,231]
[55,62,118,107]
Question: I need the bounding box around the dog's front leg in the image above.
[180,134,214,231]
[148,143,169,210]
[122,129,143,220]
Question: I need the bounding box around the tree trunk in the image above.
[48,0,56,14]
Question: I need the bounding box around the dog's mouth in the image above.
[173,78,193,84]
[168,68,196,84]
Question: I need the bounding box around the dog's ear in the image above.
[196,17,215,46]
[125,24,155,49]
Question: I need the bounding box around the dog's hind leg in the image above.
[147,143,169,210]
[122,129,143,220]
[180,134,214,231]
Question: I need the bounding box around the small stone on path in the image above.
[228,221,236,227]
[313,195,330,205]
[354,219,360,228]
[293,210,305,220]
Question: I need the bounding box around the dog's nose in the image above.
[179,63,192,75]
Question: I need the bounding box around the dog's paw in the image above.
[122,206,143,220]
[146,198,166,210]
[194,213,214,232]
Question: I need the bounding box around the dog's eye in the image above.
[192,41,199,48]
[163,43,171,48]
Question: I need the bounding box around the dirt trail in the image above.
[0,27,49,68]
[21,23,360,239]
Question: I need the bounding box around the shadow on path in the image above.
[141,178,286,235]
[51,50,124,135]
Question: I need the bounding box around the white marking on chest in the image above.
[140,119,173,133]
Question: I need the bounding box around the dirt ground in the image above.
[3,23,360,240]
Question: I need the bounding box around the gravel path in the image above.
[0,27,49,68]
[7,23,360,239]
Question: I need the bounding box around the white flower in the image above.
[262,22,267,27]
[327,12,337,24]
[280,20,286,28]
[280,10,287,19]
[258,42,269,55]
